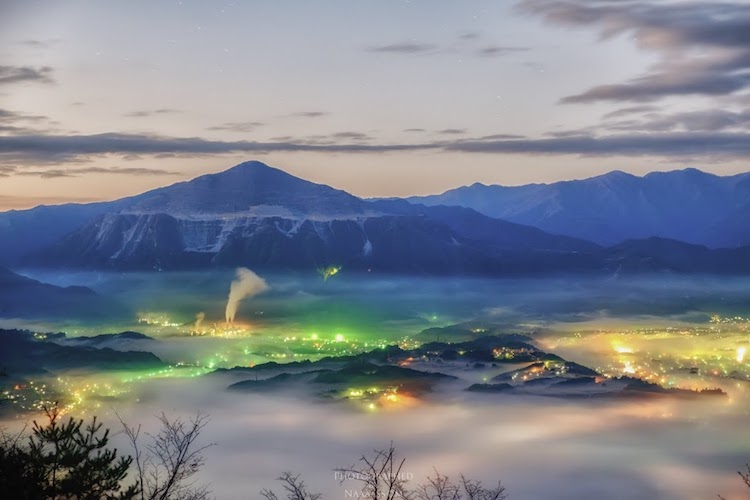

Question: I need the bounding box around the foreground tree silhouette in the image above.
[261,443,508,500]
[118,412,213,500]
[740,464,750,489]
[414,469,507,500]
[260,472,322,500]
[0,408,213,500]
[0,406,138,499]
[718,463,750,499]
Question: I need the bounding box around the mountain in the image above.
[0,329,163,374]
[368,200,599,253]
[21,161,598,273]
[601,237,750,274]
[9,160,750,275]
[0,161,371,266]
[407,168,750,248]
[217,335,721,401]
[0,201,128,264]
[0,267,126,319]
[122,160,372,216]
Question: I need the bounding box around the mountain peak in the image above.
[590,170,636,182]
[406,166,750,247]
[222,160,277,174]
[122,160,370,217]
[645,167,714,179]
[204,160,293,183]
[231,160,272,169]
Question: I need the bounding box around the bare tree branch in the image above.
[334,442,412,500]
[260,472,322,500]
[118,412,214,500]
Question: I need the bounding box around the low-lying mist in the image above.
[100,376,750,499]
[3,269,750,498]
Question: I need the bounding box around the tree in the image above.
[118,412,213,500]
[260,444,508,500]
[719,463,750,499]
[738,463,750,490]
[0,406,138,500]
[260,472,322,500]
[334,443,411,500]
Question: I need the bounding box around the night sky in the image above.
[1,0,749,208]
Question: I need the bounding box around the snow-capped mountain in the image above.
[407,168,750,248]
[7,160,750,274]
[121,160,375,218]
[17,161,596,272]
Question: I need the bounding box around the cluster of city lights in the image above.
[541,315,750,394]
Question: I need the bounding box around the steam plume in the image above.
[195,311,205,331]
[225,268,269,324]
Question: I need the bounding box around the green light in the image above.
[318,265,342,281]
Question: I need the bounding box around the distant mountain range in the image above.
[407,168,750,248]
[0,267,126,319]
[2,160,750,275]
[0,329,162,376]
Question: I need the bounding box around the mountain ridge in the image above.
[406,168,750,247]
[14,161,597,272]
[4,161,750,275]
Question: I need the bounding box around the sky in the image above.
[1,0,749,209]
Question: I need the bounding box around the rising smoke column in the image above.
[225,268,269,324]
[194,312,205,331]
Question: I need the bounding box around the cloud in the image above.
[518,0,750,103]
[124,109,180,118]
[0,108,48,123]
[367,42,438,54]
[207,121,265,133]
[476,46,529,57]
[604,109,750,132]
[437,129,467,135]
[475,133,527,140]
[14,169,72,178]
[602,105,660,120]
[329,131,371,141]
[459,32,481,41]
[403,128,426,133]
[0,65,55,85]
[18,39,61,49]
[289,111,328,118]
[0,194,101,209]
[269,131,374,146]
[0,109,57,135]
[561,64,750,103]
[445,132,750,157]
[0,125,45,135]
[13,166,181,178]
[0,132,438,164]
[2,128,750,166]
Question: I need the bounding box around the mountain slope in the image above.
[122,160,373,217]
[0,329,162,374]
[381,202,600,253]
[24,161,599,272]
[0,161,376,266]
[0,267,126,319]
[407,168,750,247]
[0,201,128,264]
[12,160,750,275]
